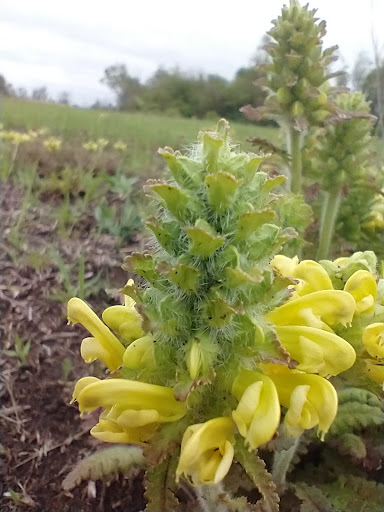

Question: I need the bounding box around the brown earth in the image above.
[0,182,146,511]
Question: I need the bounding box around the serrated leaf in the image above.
[119,280,142,303]
[168,263,200,292]
[320,476,384,512]
[185,226,225,258]
[62,446,145,491]
[329,401,384,435]
[235,437,280,512]
[150,183,193,220]
[204,296,242,328]
[236,210,277,241]
[123,253,160,286]
[293,483,335,512]
[225,266,264,287]
[202,131,224,172]
[338,432,367,459]
[261,175,286,193]
[144,455,180,512]
[205,171,242,213]
[146,217,173,253]
[244,156,268,183]
[158,148,190,186]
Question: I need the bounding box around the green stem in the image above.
[316,187,342,260]
[271,436,300,494]
[287,128,303,194]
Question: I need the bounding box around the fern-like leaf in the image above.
[62,446,145,491]
[337,387,384,408]
[235,437,280,512]
[144,454,180,511]
[329,401,384,435]
[319,475,384,512]
[293,483,335,512]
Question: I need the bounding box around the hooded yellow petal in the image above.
[102,305,145,344]
[123,335,156,370]
[270,255,299,276]
[267,368,338,439]
[293,260,333,296]
[363,323,384,359]
[75,378,186,421]
[232,370,280,449]
[276,325,356,377]
[267,290,356,328]
[81,336,123,370]
[67,298,125,370]
[71,376,100,403]
[364,359,384,386]
[176,417,235,486]
[344,270,377,315]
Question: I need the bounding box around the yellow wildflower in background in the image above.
[113,140,128,151]
[176,417,235,486]
[43,137,62,152]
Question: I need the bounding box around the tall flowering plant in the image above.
[66,120,381,510]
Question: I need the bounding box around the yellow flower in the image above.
[43,137,62,151]
[265,366,338,439]
[102,304,144,344]
[271,257,333,297]
[113,140,128,151]
[187,340,203,379]
[67,297,125,370]
[275,325,356,377]
[123,334,156,370]
[97,138,109,149]
[267,290,355,329]
[232,369,280,449]
[1,130,32,144]
[363,359,384,386]
[363,323,384,359]
[73,377,186,444]
[344,270,377,315]
[176,417,235,486]
[83,141,98,152]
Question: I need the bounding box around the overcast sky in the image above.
[1,0,383,106]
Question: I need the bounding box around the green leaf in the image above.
[261,175,286,193]
[293,483,335,512]
[204,296,241,328]
[205,171,242,213]
[225,266,263,287]
[146,217,174,253]
[149,183,193,220]
[235,210,277,241]
[167,263,200,293]
[185,223,225,258]
[123,253,160,286]
[62,446,145,491]
[235,437,280,512]
[144,455,180,512]
[319,476,384,512]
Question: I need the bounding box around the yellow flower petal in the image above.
[71,376,100,403]
[176,417,235,486]
[232,370,280,449]
[276,325,356,377]
[67,298,124,370]
[267,367,338,439]
[292,260,333,296]
[364,359,384,386]
[267,290,356,328]
[363,323,384,359]
[270,255,299,276]
[102,305,144,344]
[75,378,186,422]
[344,270,377,315]
[123,335,156,370]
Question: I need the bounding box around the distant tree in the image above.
[0,74,14,96]
[32,86,48,101]
[16,87,28,98]
[58,91,70,105]
[351,51,373,91]
[101,64,143,110]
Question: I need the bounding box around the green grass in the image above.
[2,97,277,151]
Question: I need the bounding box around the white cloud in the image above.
[1,0,383,105]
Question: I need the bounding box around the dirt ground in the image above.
[0,182,146,511]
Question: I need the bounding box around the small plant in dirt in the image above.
[3,334,31,366]
[67,120,383,511]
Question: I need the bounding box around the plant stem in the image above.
[316,187,342,260]
[196,484,228,512]
[272,436,300,494]
[287,128,303,194]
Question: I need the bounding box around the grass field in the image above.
[3,96,277,149]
